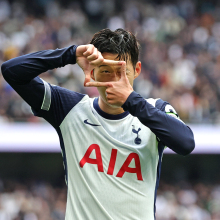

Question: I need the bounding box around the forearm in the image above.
[1,45,77,85]
[1,45,77,112]
[122,92,195,156]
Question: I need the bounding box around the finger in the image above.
[105,87,114,94]
[87,47,99,61]
[89,53,104,66]
[119,61,127,80]
[85,81,113,87]
[106,95,113,101]
[102,59,124,66]
[105,93,115,100]
[83,45,95,57]
[76,45,87,57]
[84,71,91,86]
[105,91,112,99]
[107,99,114,105]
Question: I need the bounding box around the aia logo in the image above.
[79,144,143,181]
[132,125,141,145]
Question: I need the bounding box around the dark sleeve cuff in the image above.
[63,45,78,66]
[122,91,142,112]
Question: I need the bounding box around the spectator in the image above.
[1,0,220,124]
[0,180,219,220]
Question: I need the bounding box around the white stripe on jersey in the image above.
[40,79,51,111]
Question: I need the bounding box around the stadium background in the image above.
[0,0,220,219]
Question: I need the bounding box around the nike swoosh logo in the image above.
[84,119,100,126]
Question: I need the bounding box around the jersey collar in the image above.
[93,98,129,120]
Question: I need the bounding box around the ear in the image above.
[91,69,95,81]
[134,61,141,79]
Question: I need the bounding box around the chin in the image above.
[102,97,121,109]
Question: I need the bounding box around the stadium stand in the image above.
[0,0,220,123]
[0,180,219,220]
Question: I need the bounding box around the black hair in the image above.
[89,28,140,69]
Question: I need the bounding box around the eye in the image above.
[101,70,110,73]
[126,69,131,74]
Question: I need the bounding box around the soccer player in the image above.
[1,28,195,220]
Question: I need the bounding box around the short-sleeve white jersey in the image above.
[58,95,162,220]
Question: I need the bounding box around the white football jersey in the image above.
[59,95,160,220]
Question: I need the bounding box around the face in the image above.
[91,53,141,107]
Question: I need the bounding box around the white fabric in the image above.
[60,96,160,220]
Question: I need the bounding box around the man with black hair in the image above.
[1,28,195,220]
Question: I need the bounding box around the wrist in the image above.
[63,45,78,65]
[123,89,133,105]
[122,91,139,111]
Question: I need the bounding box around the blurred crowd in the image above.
[0,180,219,220]
[1,0,220,123]
[156,182,220,220]
[0,180,66,220]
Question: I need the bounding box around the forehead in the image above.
[101,52,133,68]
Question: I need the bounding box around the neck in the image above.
[98,97,125,115]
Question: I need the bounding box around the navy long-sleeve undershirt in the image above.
[1,45,77,112]
[122,92,195,155]
[1,45,195,155]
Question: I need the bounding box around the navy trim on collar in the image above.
[93,98,129,120]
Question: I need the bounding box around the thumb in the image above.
[84,70,91,86]
[120,61,128,81]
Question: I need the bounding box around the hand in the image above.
[85,61,134,107]
[76,44,104,86]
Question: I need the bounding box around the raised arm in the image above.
[1,45,77,111]
[1,44,107,127]
[122,92,195,156]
